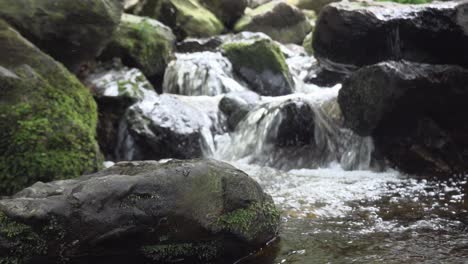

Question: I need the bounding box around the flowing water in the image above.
[112,43,468,264]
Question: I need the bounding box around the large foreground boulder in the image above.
[134,0,225,39]
[0,0,123,70]
[339,61,468,175]
[222,37,294,96]
[0,159,280,263]
[0,21,101,195]
[313,1,468,71]
[234,1,312,44]
[100,14,175,85]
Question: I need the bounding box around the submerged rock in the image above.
[163,52,247,96]
[313,1,468,71]
[0,159,280,263]
[117,94,222,161]
[84,64,155,160]
[0,21,101,195]
[339,61,468,175]
[134,0,225,39]
[100,14,175,85]
[0,0,123,70]
[234,1,312,44]
[222,37,294,96]
[199,0,249,28]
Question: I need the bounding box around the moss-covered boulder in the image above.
[133,0,225,39]
[100,14,175,84]
[199,0,248,28]
[0,159,280,263]
[222,37,294,96]
[0,21,101,195]
[0,0,123,71]
[234,1,312,44]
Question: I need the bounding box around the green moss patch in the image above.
[0,21,101,195]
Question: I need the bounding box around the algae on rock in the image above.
[0,21,101,195]
[222,37,294,96]
[133,0,225,39]
[234,1,312,44]
[100,14,175,84]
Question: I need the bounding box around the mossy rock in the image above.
[234,1,312,44]
[100,14,175,83]
[0,159,280,262]
[0,0,123,71]
[134,0,225,39]
[0,21,101,195]
[222,37,294,96]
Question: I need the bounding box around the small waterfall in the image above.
[163,52,247,96]
[213,85,374,170]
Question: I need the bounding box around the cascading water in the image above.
[103,38,467,264]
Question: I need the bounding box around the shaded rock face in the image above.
[0,159,280,263]
[0,21,101,195]
[235,1,312,44]
[313,1,468,72]
[219,91,261,130]
[339,61,468,175]
[287,0,339,13]
[100,14,175,86]
[200,0,249,28]
[222,37,294,96]
[84,64,155,160]
[163,52,247,96]
[0,0,123,71]
[134,0,225,39]
[117,94,222,161]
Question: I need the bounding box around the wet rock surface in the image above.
[313,1,468,71]
[117,94,221,161]
[0,159,280,263]
[219,91,261,130]
[339,61,468,175]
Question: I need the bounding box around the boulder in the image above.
[313,1,468,72]
[163,52,247,96]
[0,0,123,71]
[199,0,249,28]
[219,91,261,130]
[176,36,224,53]
[234,1,312,44]
[116,94,222,161]
[222,37,294,96]
[0,159,280,263]
[134,0,225,39]
[287,0,339,13]
[338,61,468,175]
[100,14,175,85]
[0,21,101,195]
[84,63,155,161]
[248,0,273,8]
